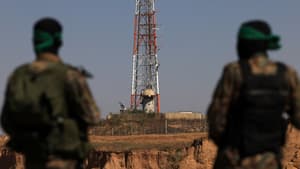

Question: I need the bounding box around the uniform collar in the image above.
[251,54,269,67]
[36,53,62,62]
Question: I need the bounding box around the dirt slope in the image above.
[283,127,300,169]
[0,128,299,169]
[87,128,300,169]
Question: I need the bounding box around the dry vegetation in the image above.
[90,133,207,152]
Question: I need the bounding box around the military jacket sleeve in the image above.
[207,62,241,145]
[1,75,15,134]
[65,68,100,125]
[1,64,29,134]
[286,67,300,129]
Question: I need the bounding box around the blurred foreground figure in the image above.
[1,17,100,169]
[207,20,300,169]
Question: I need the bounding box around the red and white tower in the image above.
[131,0,160,113]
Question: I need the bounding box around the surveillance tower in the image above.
[131,0,160,113]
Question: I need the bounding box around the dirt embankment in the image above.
[87,133,215,169]
[283,126,300,169]
[87,128,300,169]
[0,128,299,169]
[86,139,215,169]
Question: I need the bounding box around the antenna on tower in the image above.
[131,0,160,113]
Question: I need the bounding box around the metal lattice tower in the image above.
[131,0,160,112]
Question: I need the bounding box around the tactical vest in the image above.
[2,62,89,159]
[226,60,289,157]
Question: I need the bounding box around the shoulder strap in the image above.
[239,59,251,81]
[276,62,287,77]
[65,64,93,78]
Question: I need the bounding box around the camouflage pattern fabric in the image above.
[1,54,100,167]
[25,156,78,169]
[207,55,300,169]
[214,148,280,169]
[65,64,100,126]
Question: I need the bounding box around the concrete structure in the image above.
[164,112,206,120]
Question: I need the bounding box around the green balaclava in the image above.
[237,20,281,59]
[33,17,63,55]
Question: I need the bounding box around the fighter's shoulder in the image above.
[5,63,31,85]
[65,64,93,81]
[9,63,31,78]
[272,61,298,77]
[283,63,298,75]
[280,63,299,81]
[13,63,31,72]
[223,61,241,75]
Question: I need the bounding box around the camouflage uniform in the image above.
[2,54,100,169]
[207,56,300,169]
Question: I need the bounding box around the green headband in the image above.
[238,26,281,50]
[34,30,62,53]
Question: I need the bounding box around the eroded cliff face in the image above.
[282,127,300,169]
[86,139,216,169]
[0,136,23,169]
[0,128,299,169]
[85,128,300,169]
[0,138,215,169]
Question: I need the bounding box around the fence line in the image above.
[90,118,207,136]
